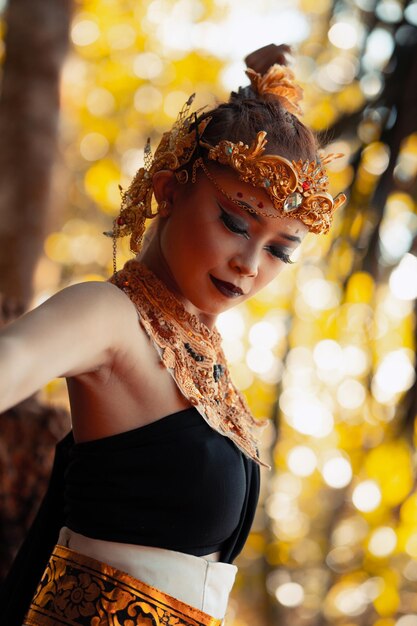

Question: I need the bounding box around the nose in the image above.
[229,249,259,278]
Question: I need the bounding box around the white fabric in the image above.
[58,527,237,620]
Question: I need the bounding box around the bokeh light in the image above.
[353,480,382,512]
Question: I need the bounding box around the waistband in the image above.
[24,543,225,626]
[57,526,236,620]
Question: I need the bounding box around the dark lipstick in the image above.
[210,275,244,298]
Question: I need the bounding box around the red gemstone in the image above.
[237,192,243,198]
[302,181,310,190]
[257,202,264,208]
[117,217,125,225]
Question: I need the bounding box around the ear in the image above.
[152,170,177,216]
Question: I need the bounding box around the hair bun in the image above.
[244,43,292,75]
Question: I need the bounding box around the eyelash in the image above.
[219,207,295,264]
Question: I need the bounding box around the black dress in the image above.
[0,407,260,626]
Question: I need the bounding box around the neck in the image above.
[137,229,217,331]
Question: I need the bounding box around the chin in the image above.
[182,280,244,318]
[186,296,229,320]
[207,299,242,316]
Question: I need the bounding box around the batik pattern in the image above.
[24,545,221,626]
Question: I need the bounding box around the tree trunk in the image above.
[0,0,73,307]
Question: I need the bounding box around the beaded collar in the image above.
[109,260,266,467]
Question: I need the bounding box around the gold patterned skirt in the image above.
[24,544,226,626]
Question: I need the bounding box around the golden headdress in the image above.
[106,64,347,268]
[199,131,346,234]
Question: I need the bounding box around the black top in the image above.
[0,410,260,626]
[65,407,248,557]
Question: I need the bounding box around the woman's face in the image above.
[145,165,309,325]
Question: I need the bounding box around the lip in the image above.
[210,275,244,298]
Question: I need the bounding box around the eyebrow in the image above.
[231,198,303,244]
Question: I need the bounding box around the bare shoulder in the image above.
[58,279,150,378]
[1,279,145,374]
[50,280,138,322]
[54,279,128,306]
[56,279,144,340]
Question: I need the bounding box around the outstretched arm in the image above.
[0,280,133,413]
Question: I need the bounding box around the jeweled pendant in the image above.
[283,192,303,213]
[213,363,225,382]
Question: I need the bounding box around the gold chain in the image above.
[195,158,279,219]
[112,221,118,275]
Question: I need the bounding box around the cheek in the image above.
[253,259,288,292]
[165,209,229,263]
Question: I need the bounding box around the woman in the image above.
[0,44,346,625]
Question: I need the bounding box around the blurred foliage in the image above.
[2,0,417,624]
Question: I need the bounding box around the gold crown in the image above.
[200,131,346,234]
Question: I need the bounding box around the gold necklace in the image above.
[109,260,266,466]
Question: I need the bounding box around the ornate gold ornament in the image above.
[109,260,267,467]
[26,545,223,626]
[199,131,347,234]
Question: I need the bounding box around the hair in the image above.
[196,88,318,163]
[186,46,318,174]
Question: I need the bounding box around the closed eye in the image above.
[219,206,249,238]
[219,204,295,264]
[266,246,294,264]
